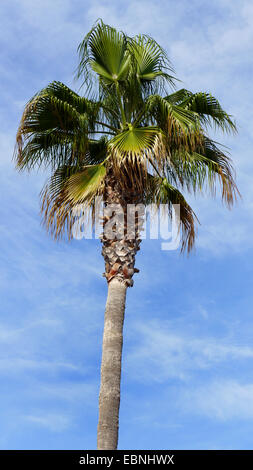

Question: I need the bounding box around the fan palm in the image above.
[15,19,239,450]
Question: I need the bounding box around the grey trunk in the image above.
[97,278,127,450]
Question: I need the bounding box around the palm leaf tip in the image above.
[13,81,101,172]
[175,89,237,134]
[202,138,240,207]
[147,175,198,253]
[40,163,106,240]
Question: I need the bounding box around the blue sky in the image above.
[1,0,253,450]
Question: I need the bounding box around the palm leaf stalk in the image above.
[15,19,239,450]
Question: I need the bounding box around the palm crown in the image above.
[15,19,238,251]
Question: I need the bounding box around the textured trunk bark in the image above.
[97,167,143,449]
[97,278,127,450]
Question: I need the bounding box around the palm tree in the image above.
[15,19,239,450]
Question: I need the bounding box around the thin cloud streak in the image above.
[0,0,252,450]
[179,380,253,421]
[126,320,253,382]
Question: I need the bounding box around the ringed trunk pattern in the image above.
[97,170,143,449]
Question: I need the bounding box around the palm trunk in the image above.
[97,168,143,449]
[97,278,127,450]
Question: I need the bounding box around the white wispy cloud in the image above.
[37,382,97,403]
[1,0,253,449]
[0,358,80,372]
[24,413,71,432]
[179,380,253,421]
[126,320,253,382]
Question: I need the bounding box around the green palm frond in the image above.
[15,81,99,170]
[168,137,239,206]
[164,88,192,105]
[87,137,109,164]
[77,19,130,90]
[146,94,200,133]
[153,94,198,125]
[127,34,175,93]
[65,163,106,203]
[106,127,161,191]
[192,138,239,205]
[100,92,122,130]
[146,175,197,252]
[41,163,106,239]
[108,126,159,155]
[168,89,237,133]
[42,81,97,115]
[144,94,204,156]
[76,18,176,126]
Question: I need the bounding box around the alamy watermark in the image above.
[72,197,180,251]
